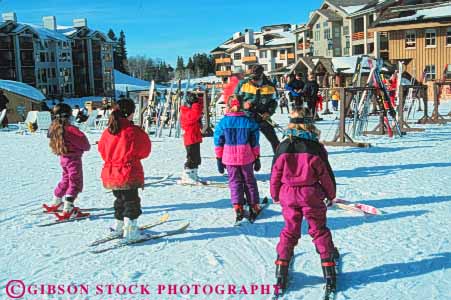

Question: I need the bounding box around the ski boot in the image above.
[248,203,262,223]
[42,196,63,212]
[274,257,290,296]
[233,204,245,224]
[55,197,89,220]
[181,168,198,185]
[123,217,144,242]
[321,257,337,300]
[110,219,124,238]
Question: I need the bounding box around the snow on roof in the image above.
[0,80,46,101]
[56,25,78,36]
[264,32,295,46]
[341,4,367,14]
[331,56,372,74]
[22,23,69,41]
[380,4,451,24]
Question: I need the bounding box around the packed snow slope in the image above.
[0,108,450,300]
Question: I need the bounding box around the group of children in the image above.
[43,91,338,293]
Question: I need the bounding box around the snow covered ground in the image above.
[0,106,450,300]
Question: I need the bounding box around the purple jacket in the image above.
[270,131,336,203]
[62,125,91,157]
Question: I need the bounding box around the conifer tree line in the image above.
[107,29,216,82]
[175,54,215,79]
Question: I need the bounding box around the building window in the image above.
[405,30,416,48]
[262,64,268,71]
[343,47,349,55]
[324,29,331,39]
[316,23,321,29]
[343,26,349,35]
[279,49,286,55]
[314,31,320,41]
[323,21,328,28]
[272,50,278,57]
[334,26,341,38]
[425,65,436,80]
[40,52,46,62]
[259,50,267,58]
[334,48,341,56]
[446,64,451,80]
[425,29,436,47]
[233,53,241,60]
[447,27,451,46]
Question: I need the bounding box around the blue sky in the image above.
[1,0,323,66]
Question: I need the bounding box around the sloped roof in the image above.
[375,3,451,26]
[316,9,343,21]
[0,80,46,101]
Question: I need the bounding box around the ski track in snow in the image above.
[0,105,450,300]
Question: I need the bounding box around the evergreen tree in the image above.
[176,56,185,79]
[107,29,117,41]
[116,30,128,74]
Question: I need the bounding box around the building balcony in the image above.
[287,53,295,59]
[216,70,232,77]
[215,57,232,64]
[352,32,374,41]
[242,56,257,63]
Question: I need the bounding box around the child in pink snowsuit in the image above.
[43,103,91,220]
[270,108,338,294]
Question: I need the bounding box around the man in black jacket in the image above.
[303,72,320,120]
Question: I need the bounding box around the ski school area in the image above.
[0,88,450,300]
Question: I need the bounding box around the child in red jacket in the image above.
[180,92,203,184]
[43,103,91,219]
[98,98,151,241]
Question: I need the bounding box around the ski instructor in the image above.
[235,64,280,154]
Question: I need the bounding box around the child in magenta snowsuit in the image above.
[214,98,261,222]
[270,108,338,294]
[43,103,91,220]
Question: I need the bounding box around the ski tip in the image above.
[160,213,170,222]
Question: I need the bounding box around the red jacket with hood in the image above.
[180,101,203,146]
[98,118,151,190]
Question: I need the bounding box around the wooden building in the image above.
[370,1,451,99]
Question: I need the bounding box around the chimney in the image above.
[73,18,87,28]
[244,29,254,45]
[2,12,17,22]
[43,16,57,31]
[232,32,241,40]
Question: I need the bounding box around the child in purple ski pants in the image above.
[214,98,261,220]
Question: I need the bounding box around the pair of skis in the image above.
[89,214,189,254]
[333,198,382,215]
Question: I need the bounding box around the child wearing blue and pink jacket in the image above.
[214,98,261,221]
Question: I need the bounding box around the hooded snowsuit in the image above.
[270,130,336,260]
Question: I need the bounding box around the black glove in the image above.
[216,158,225,174]
[254,157,261,172]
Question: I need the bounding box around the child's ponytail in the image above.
[49,103,72,155]
[107,98,136,135]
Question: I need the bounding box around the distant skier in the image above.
[180,92,203,184]
[214,97,261,223]
[98,98,151,241]
[235,64,280,153]
[270,107,338,296]
[303,72,320,120]
[42,103,91,219]
[0,89,9,128]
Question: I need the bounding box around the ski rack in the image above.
[420,82,451,124]
[398,85,426,132]
[322,87,371,148]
